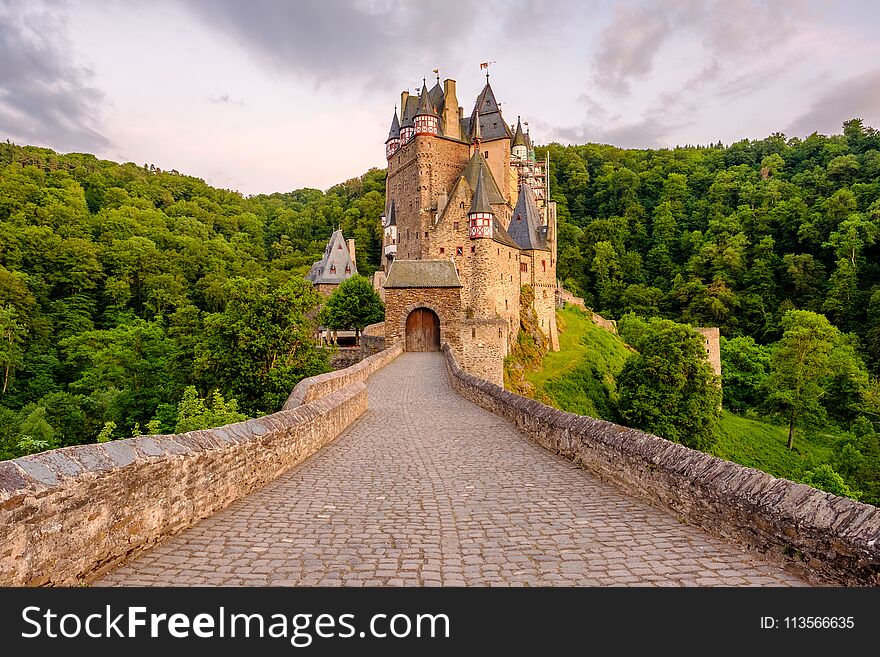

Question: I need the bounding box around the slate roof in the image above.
[508,184,549,251]
[512,116,527,148]
[383,260,463,288]
[461,82,512,142]
[461,150,506,205]
[428,81,445,114]
[387,109,400,141]
[469,168,493,214]
[400,95,418,128]
[386,199,397,226]
[415,82,438,118]
[305,229,358,284]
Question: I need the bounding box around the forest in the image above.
[0,142,385,459]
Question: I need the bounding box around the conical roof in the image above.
[512,116,527,148]
[428,81,445,113]
[469,168,493,215]
[415,82,438,118]
[508,184,549,251]
[386,109,400,142]
[466,81,512,142]
[400,95,417,128]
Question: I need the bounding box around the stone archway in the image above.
[405,307,441,352]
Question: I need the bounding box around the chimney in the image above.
[442,79,460,140]
[347,239,357,268]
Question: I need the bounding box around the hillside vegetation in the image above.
[0,143,385,459]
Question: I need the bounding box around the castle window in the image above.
[345,265,351,274]
[484,151,489,159]
[440,247,445,254]
[472,328,476,339]
[337,244,342,250]
[521,263,528,273]
[542,260,546,272]
[499,328,502,338]
[330,264,336,274]
[471,246,475,253]
[453,222,459,230]
[456,246,463,256]
[425,231,428,238]
[505,299,508,309]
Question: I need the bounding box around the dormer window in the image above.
[337,244,342,250]
[345,264,351,275]
[330,264,336,274]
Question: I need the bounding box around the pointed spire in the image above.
[512,116,527,148]
[508,183,548,251]
[387,106,400,142]
[469,167,493,215]
[415,81,438,118]
[471,108,481,145]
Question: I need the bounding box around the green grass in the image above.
[525,305,632,421]
[713,413,841,482]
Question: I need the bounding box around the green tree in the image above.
[719,336,771,413]
[319,275,385,342]
[766,311,840,450]
[617,320,721,449]
[0,304,26,395]
[174,386,247,433]
[800,464,860,500]
[17,406,56,454]
[197,278,329,413]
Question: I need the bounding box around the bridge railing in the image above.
[0,342,403,586]
[442,343,880,586]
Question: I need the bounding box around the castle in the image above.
[379,72,559,385]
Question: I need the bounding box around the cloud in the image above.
[787,68,880,137]
[591,2,674,94]
[176,0,484,88]
[208,93,245,107]
[0,0,110,151]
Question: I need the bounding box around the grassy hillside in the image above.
[524,305,632,421]
[523,303,860,499]
[713,413,839,481]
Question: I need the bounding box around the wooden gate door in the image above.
[405,308,440,352]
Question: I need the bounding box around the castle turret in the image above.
[400,96,415,144]
[468,168,494,239]
[414,81,439,136]
[512,116,528,160]
[385,107,401,159]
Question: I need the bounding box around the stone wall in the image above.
[0,384,367,586]
[284,343,403,409]
[361,321,387,357]
[442,344,880,586]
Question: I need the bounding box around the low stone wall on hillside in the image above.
[0,384,367,586]
[361,321,387,357]
[284,342,402,410]
[442,344,880,586]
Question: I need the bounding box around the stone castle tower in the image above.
[380,72,559,385]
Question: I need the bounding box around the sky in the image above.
[1,0,879,195]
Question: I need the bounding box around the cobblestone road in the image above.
[99,353,807,586]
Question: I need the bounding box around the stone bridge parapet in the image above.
[442,344,880,586]
[0,343,403,586]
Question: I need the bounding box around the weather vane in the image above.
[480,61,496,82]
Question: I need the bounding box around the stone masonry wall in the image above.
[442,344,880,586]
[284,343,402,409]
[0,384,367,586]
[361,321,387,357]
